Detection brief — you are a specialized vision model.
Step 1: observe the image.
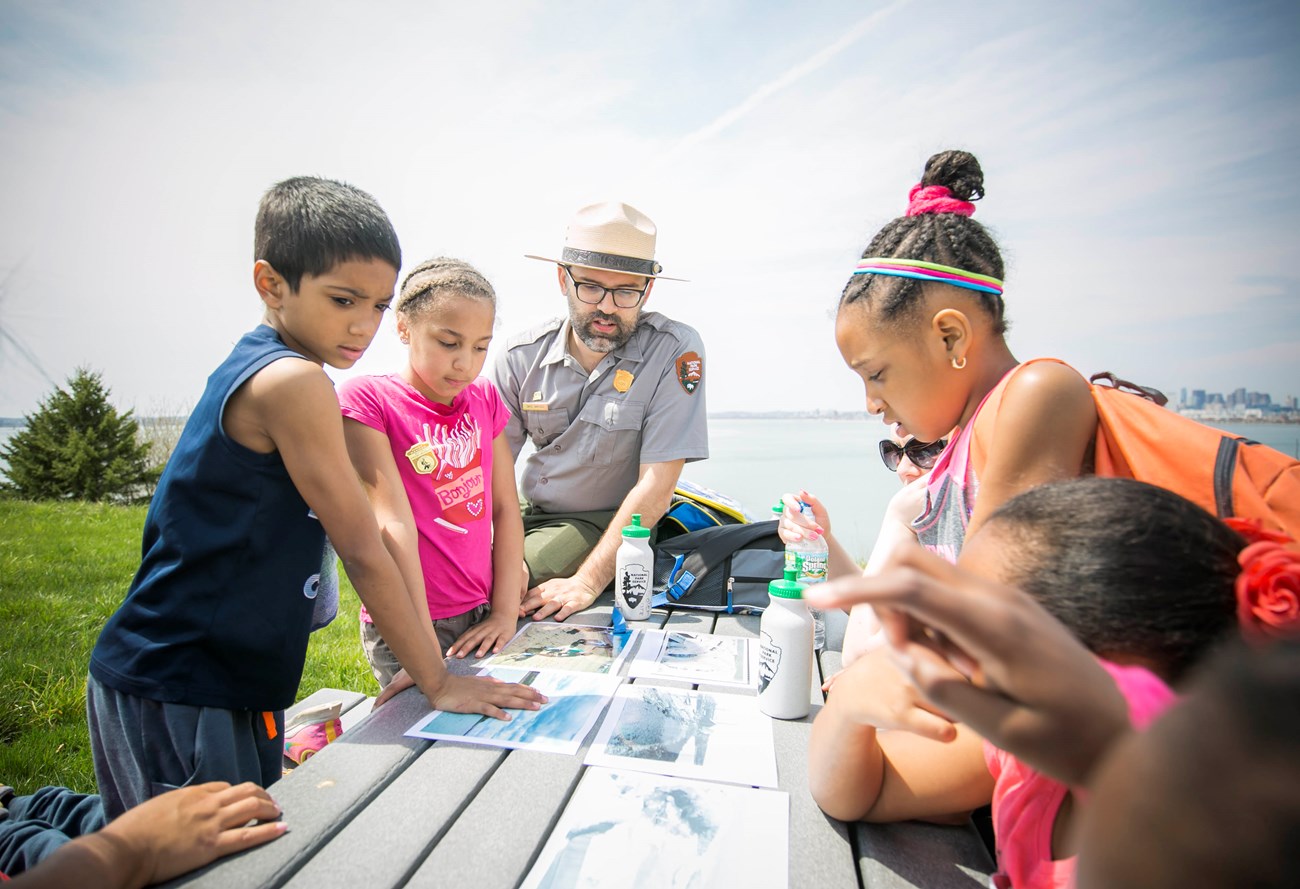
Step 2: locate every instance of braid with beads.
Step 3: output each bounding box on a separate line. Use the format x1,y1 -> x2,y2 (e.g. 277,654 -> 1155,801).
841,150 -> 1007,334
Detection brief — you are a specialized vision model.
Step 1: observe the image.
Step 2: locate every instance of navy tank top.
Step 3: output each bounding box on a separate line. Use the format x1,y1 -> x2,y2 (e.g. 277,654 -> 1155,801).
91,326 -> 328,711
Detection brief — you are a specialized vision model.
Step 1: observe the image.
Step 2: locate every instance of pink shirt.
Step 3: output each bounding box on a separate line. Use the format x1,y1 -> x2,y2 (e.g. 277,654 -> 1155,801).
984,660 -> 1176,889
339,375 -> 507,621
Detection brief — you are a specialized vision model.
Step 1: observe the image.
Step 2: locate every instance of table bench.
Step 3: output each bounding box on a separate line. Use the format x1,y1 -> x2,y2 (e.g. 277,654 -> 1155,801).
169,598 -> 994,888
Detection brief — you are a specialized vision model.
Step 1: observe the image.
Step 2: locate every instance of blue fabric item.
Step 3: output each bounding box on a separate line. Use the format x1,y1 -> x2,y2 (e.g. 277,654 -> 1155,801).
90,325 -> 328,712
0,787 -> 105,877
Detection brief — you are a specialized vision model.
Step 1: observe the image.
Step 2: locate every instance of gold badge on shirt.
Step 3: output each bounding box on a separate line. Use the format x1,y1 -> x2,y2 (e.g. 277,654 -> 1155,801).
613,369 -> 634,393
523,390 -> 549,411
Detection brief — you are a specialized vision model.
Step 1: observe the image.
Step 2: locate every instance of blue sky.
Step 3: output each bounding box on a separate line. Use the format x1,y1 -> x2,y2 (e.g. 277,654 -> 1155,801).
1,0 -> 1297,417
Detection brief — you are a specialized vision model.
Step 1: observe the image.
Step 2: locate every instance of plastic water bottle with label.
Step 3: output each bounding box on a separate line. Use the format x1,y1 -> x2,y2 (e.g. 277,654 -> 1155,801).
757,567 -> 812,719
785,501 -> 828,651
615,514 -> 653,620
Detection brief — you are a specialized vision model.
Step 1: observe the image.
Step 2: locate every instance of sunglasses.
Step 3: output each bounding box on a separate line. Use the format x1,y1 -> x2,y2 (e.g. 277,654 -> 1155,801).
879,438 -> 948,472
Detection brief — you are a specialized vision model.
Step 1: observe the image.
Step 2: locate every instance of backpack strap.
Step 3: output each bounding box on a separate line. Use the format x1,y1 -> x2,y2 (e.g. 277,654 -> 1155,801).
1214,436 -> 1240,518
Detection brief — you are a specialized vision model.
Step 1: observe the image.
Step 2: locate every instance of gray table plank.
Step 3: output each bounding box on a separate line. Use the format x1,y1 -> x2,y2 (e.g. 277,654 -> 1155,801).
854,820 -> 993,888
284,740 -> 507,889
405,748 -> 586,887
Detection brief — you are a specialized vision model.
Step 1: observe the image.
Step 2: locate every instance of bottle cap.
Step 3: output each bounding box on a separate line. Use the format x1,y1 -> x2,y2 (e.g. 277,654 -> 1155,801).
769,566 -> 805,599
622,513 -> 651,539
771,501 -> 783,516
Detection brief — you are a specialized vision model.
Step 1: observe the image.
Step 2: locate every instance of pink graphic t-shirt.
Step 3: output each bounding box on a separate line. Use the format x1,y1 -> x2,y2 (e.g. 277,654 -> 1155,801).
983,659 -> 1177,889
338,375 -> 507,621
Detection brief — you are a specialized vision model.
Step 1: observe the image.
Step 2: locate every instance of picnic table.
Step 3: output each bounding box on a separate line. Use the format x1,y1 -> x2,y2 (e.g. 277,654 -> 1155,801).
168,596 -> 994,888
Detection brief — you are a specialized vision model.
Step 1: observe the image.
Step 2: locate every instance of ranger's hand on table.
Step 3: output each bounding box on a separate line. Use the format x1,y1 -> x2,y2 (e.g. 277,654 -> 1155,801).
522,576 -> 600,622
374,668 -> 547,719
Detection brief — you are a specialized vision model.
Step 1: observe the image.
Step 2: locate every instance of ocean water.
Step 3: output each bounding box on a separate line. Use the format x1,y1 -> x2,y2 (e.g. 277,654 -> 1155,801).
3,419 -> 1297,563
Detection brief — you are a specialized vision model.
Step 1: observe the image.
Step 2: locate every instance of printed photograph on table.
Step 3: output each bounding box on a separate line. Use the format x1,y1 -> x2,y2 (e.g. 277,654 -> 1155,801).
520,767 -> 789,889
585,685 -> 778,788
480,622 -> 638,675
404,668 -> 622,755
628,629 -> 756,687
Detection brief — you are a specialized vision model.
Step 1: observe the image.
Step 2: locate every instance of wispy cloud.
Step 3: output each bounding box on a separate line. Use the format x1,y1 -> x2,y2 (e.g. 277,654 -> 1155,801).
651,0 -> 913,170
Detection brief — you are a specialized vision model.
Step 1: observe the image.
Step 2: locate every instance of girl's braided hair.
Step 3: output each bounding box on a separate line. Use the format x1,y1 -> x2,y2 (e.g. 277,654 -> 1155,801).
396,257 -> 495,318
840,150 -> 1007,334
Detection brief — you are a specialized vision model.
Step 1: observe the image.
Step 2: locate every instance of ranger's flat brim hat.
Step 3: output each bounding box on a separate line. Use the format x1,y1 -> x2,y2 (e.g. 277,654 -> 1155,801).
526,200 -> 687,281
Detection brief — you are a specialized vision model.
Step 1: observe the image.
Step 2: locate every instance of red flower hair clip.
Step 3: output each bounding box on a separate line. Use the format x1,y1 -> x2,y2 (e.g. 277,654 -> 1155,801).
1224,517 -> 1300,642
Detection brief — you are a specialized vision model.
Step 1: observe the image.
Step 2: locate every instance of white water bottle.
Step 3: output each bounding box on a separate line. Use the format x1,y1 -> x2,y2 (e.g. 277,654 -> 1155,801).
785,501 -> 828,651
758,568 -> 813,719
615,513 -> 653,620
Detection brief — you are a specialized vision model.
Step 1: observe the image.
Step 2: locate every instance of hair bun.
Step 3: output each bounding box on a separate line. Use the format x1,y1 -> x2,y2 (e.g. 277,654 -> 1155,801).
920,150 -> 985,202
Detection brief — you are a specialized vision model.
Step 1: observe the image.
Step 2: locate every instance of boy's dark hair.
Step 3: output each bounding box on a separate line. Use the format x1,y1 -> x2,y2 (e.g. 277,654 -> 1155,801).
254,177 -> 401,293
839,150 -> 1007,334
985,477 -> 1243,684
396,257 -> 496,319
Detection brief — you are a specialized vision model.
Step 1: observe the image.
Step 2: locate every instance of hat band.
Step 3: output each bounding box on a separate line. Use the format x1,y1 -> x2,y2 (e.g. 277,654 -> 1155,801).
562,247 -> 661,277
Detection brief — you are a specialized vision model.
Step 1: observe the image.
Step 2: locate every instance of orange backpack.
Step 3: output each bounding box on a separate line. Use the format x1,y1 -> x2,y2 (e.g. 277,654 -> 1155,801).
969,360 -> 1300,539
1089,372 -> 1300,538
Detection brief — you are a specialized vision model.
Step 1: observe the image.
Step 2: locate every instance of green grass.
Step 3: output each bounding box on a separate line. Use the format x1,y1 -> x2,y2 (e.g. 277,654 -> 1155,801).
0,499 -> 377,795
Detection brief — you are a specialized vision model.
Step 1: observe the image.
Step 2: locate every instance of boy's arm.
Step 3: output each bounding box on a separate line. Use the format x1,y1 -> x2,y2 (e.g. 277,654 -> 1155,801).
242,360 -> 543,718
808,648 -> 992,824
9,783 -> 284,889
522,458 -> 684,621
446,434 -> 525,658
342,418 -> 435,640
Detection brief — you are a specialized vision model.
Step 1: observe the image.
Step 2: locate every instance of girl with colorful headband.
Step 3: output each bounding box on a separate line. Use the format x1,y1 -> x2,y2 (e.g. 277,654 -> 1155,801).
817,148 -> 1100,566
807,477 -> 1300,889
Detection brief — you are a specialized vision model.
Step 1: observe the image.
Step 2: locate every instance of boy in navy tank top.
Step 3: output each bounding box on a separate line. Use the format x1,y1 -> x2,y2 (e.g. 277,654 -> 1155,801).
87,177 -> 545,819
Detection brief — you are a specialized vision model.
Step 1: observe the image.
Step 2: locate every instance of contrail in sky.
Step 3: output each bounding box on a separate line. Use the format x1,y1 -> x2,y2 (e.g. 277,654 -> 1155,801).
653,0 -> 914,169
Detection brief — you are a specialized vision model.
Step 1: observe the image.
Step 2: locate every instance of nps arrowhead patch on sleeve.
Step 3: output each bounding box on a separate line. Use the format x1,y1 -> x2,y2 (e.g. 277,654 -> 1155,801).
676,351 -> 703,394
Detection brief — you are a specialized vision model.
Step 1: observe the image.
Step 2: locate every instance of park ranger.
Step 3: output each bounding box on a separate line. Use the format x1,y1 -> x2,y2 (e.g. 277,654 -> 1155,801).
490,201 -> 709,621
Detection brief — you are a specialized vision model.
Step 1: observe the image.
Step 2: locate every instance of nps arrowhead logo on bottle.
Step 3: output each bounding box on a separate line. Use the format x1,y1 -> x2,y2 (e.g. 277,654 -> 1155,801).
620,564 -> 649,610
758,631 -> 782,693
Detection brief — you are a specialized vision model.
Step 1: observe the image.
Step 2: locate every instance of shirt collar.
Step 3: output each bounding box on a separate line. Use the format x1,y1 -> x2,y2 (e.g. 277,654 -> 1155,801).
540,318 -> 647,368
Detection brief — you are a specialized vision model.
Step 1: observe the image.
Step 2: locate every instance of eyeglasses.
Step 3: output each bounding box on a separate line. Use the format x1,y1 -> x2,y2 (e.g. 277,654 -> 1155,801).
879,438 -> 948,472
563,266 -> 648,309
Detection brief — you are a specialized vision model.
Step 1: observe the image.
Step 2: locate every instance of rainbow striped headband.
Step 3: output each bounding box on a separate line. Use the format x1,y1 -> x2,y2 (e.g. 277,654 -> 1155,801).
852,258 -> 1003,296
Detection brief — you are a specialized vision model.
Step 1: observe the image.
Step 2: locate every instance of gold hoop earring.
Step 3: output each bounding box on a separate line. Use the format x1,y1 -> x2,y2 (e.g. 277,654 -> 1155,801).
951,356 -> 967,370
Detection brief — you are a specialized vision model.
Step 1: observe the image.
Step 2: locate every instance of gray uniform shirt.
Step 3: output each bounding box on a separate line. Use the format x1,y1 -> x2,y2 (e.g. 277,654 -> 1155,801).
489,311 -> 709,513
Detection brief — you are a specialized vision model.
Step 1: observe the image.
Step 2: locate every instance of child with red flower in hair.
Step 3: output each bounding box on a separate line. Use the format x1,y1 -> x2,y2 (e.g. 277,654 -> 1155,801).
807,477 -> 1300,889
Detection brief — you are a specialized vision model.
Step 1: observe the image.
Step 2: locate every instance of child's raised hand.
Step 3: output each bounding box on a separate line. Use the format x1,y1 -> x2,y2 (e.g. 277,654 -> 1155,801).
826,647 -> 959,742
446,612 -> 519,659
805,544 -> 1131,786
778,491 -> 828,544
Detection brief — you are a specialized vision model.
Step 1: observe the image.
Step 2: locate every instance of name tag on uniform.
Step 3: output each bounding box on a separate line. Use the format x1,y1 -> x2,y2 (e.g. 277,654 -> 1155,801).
523,391 -> 549,411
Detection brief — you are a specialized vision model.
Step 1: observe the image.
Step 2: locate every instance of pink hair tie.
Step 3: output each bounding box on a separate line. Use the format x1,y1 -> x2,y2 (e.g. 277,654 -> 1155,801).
906,184 -> 976,217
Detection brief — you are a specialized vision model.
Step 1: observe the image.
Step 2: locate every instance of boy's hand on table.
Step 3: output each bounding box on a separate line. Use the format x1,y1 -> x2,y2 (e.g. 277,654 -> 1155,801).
446,612 -> 518,659
373,668 -> 547,720
425,673 -> 547,721
89,782 -> 284,888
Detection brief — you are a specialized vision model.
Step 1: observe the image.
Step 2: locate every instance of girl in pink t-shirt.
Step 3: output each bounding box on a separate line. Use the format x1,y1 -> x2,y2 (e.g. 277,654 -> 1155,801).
808,477 -> 1261,889
339,258 -> 524,687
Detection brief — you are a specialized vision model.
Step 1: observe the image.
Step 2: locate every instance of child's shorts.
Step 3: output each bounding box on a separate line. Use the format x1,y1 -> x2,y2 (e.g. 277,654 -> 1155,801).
360,602 -> 493,687
85,674 -> 283,820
